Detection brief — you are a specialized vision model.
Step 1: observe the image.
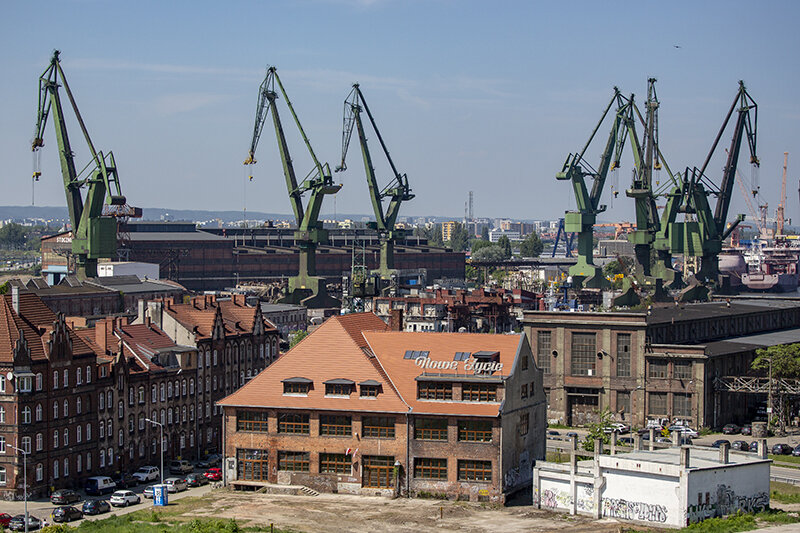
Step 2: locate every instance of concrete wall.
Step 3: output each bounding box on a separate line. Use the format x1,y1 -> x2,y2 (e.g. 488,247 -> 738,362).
600,470 -> 677,527
686,462 -> 770,524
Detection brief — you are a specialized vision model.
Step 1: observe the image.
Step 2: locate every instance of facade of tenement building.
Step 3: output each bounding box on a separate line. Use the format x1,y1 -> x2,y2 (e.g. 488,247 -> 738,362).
219,312 -> 546,503
523,300 -> 800,428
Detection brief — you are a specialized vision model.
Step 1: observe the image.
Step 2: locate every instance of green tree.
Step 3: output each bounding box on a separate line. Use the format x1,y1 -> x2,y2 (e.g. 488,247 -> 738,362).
471,245 -> 506,262
447,222 -> 469,252
497,235 -> 512,260
581,408 -> 615,452
289,330 -> 308,348
520,232 -> 543,257
0,223 -> 27,249
752,344 -> 800,379
603,256 -> 633,277
465,264 -> 484,284
481,225 -> 490,241
470,239 -> 493,254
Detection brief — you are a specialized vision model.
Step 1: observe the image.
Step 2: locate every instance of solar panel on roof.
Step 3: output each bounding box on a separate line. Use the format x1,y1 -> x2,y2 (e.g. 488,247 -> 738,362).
453,351 -> 471,361
404,350 -> 429,360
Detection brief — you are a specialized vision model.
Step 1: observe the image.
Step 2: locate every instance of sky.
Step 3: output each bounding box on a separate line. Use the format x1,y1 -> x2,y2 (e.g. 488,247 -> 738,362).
1,0 -> 799,224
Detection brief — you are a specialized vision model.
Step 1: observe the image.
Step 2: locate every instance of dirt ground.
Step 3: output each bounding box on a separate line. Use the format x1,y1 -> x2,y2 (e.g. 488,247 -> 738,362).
187,490 -> 632,533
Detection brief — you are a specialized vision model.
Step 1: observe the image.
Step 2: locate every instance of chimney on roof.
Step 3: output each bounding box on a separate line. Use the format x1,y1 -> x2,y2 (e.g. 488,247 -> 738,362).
680,446 -> 690,468
147,301 -> 164,329
389,309 -> 404,332
719,442 -> 730,464
11,285 -> 19,314
145,315 -> 151,328
233,294 -> 245,307
96,317 -> 111,350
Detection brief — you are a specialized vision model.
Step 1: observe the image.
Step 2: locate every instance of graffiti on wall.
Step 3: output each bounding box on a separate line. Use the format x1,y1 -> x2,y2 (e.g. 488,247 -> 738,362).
541,488 -> 573,510
687,485 -> 768,523
602,498 -> 668,523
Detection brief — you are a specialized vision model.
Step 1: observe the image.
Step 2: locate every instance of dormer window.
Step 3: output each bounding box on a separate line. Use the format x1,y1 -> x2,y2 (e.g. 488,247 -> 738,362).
324,379 -> 354,397
359,380 -> 381,398
282,377 -> 312,395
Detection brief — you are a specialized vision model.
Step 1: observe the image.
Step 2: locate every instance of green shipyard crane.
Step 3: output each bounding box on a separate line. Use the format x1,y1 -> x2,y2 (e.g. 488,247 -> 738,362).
556,87 -> 631,288
336,83 -> 414,296
676,81 -> 758,299
244,66 -> 342,308
32,50 -> 139,279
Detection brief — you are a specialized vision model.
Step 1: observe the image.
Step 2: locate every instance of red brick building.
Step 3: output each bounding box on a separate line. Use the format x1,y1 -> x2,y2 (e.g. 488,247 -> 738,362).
219,313 -> 546,503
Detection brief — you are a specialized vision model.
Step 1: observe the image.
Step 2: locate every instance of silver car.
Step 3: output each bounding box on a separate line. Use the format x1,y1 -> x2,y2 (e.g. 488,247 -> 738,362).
164,477 -> 188,493
110,490 -> 141,507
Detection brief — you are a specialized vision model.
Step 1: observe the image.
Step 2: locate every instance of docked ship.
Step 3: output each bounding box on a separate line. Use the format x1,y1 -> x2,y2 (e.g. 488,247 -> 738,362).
740,239 -> 800,292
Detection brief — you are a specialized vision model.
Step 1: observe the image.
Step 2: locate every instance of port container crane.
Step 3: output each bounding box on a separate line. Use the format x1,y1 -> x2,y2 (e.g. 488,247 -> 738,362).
32,50 -> 140,278
244,66 -> 341,308
336,83 -> 414,296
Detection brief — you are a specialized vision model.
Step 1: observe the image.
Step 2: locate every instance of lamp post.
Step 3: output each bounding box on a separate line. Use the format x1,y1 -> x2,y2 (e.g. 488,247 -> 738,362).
144,418 -> 164,485
8,444 -> 29,533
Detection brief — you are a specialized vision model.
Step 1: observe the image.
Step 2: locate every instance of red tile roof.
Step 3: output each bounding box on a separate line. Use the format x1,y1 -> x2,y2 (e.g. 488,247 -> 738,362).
163,295 -> 277,340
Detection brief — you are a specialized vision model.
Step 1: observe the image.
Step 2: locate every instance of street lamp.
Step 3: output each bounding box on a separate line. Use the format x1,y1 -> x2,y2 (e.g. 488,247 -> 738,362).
8,444 -> 29,533
144,418 -> 164,485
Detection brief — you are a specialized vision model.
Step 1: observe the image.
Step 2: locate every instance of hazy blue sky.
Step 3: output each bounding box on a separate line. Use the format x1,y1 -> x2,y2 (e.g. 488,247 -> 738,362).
1,0 -> 798,223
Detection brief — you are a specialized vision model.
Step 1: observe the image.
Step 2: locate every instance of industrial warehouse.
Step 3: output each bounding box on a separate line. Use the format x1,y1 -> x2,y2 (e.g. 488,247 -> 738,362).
218,312 -> 546,502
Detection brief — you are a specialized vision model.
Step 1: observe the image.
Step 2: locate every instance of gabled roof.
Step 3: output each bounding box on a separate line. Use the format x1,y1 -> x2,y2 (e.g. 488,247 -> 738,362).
218,313 -> 406,413
163,296 -> 277,340
365,330 -> 523,417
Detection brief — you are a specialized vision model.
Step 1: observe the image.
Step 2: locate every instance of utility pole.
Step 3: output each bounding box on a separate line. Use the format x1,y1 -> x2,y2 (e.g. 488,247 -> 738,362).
767,356 -> 774,433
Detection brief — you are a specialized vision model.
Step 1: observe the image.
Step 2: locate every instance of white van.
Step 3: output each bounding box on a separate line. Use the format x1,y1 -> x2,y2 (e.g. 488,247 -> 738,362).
85,476 -> 117,495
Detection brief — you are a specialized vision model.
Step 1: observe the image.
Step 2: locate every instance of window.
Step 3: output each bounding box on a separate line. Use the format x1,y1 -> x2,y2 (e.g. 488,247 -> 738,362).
77,425 -> 82,443
168,408 -> 173,425
53,430 -> 59,448
674,361 -> 693,380
106,391 -> 112,409
415,418 -> 448,440
63,457 -> 69,477
362,455 -> 394,488
36,433 -> 43,451
212,376 -> 217,391
17,376 -> 32,392
278,451 -> 309,472
0,375 -> 4,393
649,392 -> 668,415
64,369 -> 69,387
53,370 -> 59,389
129,387 -> 134,406
160,383 -> 165,402
35,373 -> 43,391
616,333 -> 631,377
649,360 -> 668,379
360,385 -> 379,397
617,391 -> 631,414
182,379 -> 187,396
77,454 -> 82,473
87,452 -> 92,470
237,449 -> 268,481
138,414 -> 144,431
417,381 -> 452,400
237,410 -> 269,432
108,448 -> 114,466
77,397 -> 82,414
521,353 -> 529,370
128,415 -> 134,433
53,401 -> 59,419
35,404 -> 42,422
519,413 -> 529,436
0,436 -> 4,453
64,428 -> 69,446
571,332 -> 596,376
213,350 -> 217,366
54,460 -> 60,479
36,463 -> 43,482
100,452 -> 105,468
99,392 -> 105,411
521,384 -> 528,399
161,409 -> 166,425
414,458 -> 447,480
458,459 -> 492,482
21,436 -> 31,454
320,415 -> 351,436
189,379 -> 195,395
189,405 -> 195,421
151,384 -> 157,403
22,406 -> 31,424
278,413 -> 309,434
537,331 -> 552,375
86,366 -> 92,383
458,419 -> 493,442
63,399 -> 69,417
118,400 -> 124,419
86,423 -> 92,441
674,393 -> 692,417
362,416 -> 395,438
182,406 -> 187,423
325,383 -> 352,396
99,421 -> 105,439
76,369 -> 82,386
168,382 -> 173,399
320,453 -> 352,474
462,383 -> 497,402
283,382 -> 309,395
205,402 -> 210,418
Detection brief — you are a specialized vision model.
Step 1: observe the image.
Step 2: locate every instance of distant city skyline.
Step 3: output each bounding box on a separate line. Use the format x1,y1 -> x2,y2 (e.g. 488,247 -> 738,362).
1,1 -> 798,223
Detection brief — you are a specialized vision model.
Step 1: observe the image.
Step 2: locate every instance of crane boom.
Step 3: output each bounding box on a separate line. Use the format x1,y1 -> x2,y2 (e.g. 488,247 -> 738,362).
32,50 -> 135,278
243,66 -> 341,308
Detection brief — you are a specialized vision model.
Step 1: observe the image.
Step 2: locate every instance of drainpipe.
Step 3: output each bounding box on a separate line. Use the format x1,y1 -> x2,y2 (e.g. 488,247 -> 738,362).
405,411 -> 410,497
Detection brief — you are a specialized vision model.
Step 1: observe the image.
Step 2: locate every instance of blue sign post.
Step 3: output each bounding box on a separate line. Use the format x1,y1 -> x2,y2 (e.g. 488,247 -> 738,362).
153,484 -> 168,507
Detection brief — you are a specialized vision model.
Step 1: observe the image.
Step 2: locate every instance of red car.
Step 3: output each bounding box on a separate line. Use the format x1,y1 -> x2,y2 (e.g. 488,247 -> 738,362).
0,513 -> 12,527
203,467 -> 222,481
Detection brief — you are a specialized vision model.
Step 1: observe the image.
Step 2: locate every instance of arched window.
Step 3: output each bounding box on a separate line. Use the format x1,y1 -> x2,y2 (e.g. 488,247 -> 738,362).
160,383 -> 165,401
189,404 -> 194,421
118,429 -> 123,447
168,408 -> 173,425
213,349 -> 217,366
86,423 -> 92,441
77,425 -> 82,443
53,370 -> 59,389
138,386 -> 145,404
151,438 -> 157,455
53,460 -> 59,479
63,457 -> 69,477
139,414 -> 144,431
77,368 -> 82,385
205,402 -> 210,418
181,379 -> 187,396
107,418 -> 112,435
22,406 -> 31,424
87,452 -> 92,470
36,463 -> 43,481
99,392 -> 105,410
190,431 -> 195,448
77,397 -> 82,414
53,429 -> 59,448
212,376 -> 217,391
77,454 -> 82,473
240,371 -> 245,386
108,448 -> 114,466
64,369 -> 69,387
118,400 -> 124,419
35,373 -> 43,390
63,399 -> 69,417
206,350 -> 211,368
260,344 -> 264,359
151,384 -> 156,403
168,382 -> 173,399
151,410 -> 157,422
189,379 -> 195,395
100,452 -> 105,468
205,377 -> 210,392
128,415 -> 134,433
179,433 -> 186,450
129,445 -> 134,460
99,421 -> 105,439
63,428 -> 68,447
35,404 -> 42,422
106,391 -> 112,408
53,401 -> 59,419
160,409 -> 165,425
36,433 -> 43,451
21,436 -> 31,454
86,365 -> 92,384
181,406 -> 186,423
128,387 -> 134,406
139,441 -> 145,458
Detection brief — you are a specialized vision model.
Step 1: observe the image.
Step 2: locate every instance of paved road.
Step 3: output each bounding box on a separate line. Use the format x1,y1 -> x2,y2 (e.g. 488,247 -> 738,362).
771,465 -> 800,485
1,482 -> 214,526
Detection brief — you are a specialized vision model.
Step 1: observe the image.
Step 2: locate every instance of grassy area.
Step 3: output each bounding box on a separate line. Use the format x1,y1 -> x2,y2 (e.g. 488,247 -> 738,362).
678,512 -> 756,533
769,454 -> 800,465
771,480 -> 800,503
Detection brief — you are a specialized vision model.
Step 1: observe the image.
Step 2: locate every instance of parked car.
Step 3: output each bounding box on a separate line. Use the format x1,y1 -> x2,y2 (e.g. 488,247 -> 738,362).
132,466 -> 160,483
82,499 -> 111,515
186,473 -> 210,487
731,440 -> 749,451
142,485 -> 157,499
792,444 -> 800,457
197,453 -> 222,469
165,477 -> 188,493
722,424 -> 740,435
0,513 -> 13,528
52,506 -> 83,523
51,489 -> 81,505
112,472 -> 139,489
110,490 -> 141,507
204,467 -> 222,481
84,476 -> 116,495
772,443 -> 794,455
169,460 -> 194,475
740,424 -> 752,436
711,439 -> 731,448
603,423 -> 630,434
750,441 -> 760,452
668,425 -> 699,438
618,437 -> 634,446
566,431 -> 579,439
547,430 -> 560,438
9,514 -> 41,531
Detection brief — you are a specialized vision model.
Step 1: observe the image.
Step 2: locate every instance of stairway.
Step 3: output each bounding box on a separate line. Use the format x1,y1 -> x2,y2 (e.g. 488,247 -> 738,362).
299,486 -> 319,497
